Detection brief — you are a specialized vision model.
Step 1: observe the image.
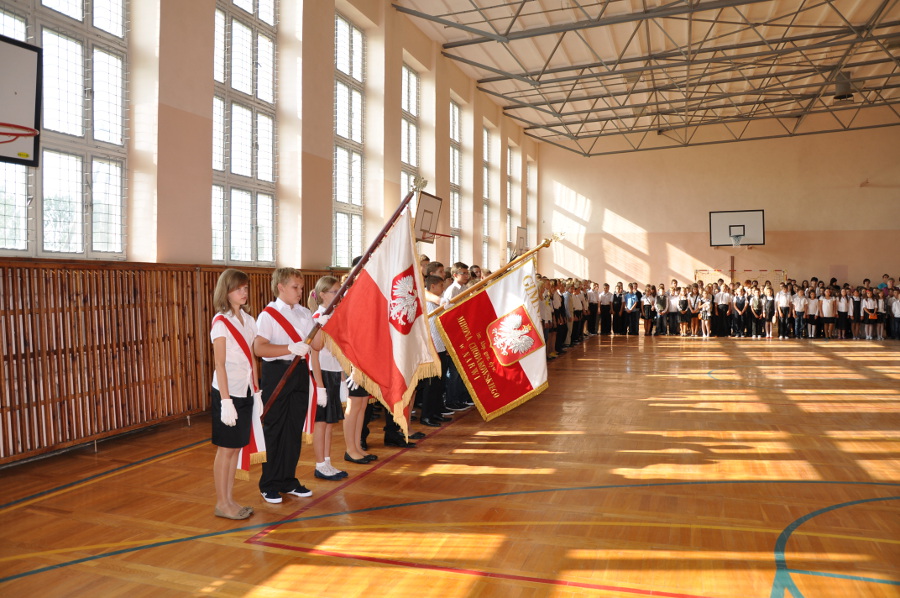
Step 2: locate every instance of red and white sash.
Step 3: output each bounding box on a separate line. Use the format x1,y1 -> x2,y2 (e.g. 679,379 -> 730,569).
263,306 -> 317,442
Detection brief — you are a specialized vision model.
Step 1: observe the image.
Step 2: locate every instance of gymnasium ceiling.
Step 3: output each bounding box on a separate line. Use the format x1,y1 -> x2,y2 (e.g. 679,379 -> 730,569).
393,0 -> 900,155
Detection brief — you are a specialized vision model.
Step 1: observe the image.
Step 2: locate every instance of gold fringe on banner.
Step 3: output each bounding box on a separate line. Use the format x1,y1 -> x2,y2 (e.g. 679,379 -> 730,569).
321,330 -> 440,439
302,433 -> 314,444
249,451 -> 267,465
234,469 -> 250,482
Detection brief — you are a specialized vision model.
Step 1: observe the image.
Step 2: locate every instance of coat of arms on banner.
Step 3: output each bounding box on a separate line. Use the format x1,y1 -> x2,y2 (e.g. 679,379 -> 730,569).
487,305 -> 544,366
388,265 -> 422,334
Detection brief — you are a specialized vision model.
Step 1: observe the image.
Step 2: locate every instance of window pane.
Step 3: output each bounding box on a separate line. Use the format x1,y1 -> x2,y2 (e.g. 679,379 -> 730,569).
91,159 -> 122,253
450,102 -> 460,143
214,10 -> 225,82
43,30 -> 84,137
450,234 -> 459,265
351,89 -> 362,143
257,34 -> 274,103
231,19 -> 253,95
0,9 -> 27,40
212,185 -> 225,260
400,120 -> 408,165
335,81 -> 349,139
408,122 -> 417,167
350,149 -> 362,206
257,113 -> 274,182
0,163 -> 28,250
213,97 -> 225,170
483,164 -> 489,199
233,0 -> 253,15
450,146 -> 460,187
334,211 -> 349,267
42,0 -> 82,21
93,48 -> 124,145
230,103 -> 253,176
42,151 -> 83,253
93,0 -> 124,37
482,240 -> 488,270
335,17 -> 350,76
450,189 -> 459,229
483,203 -> 489,236
351,213 -> 362,259
229,188 -> 252,261
351,28 -> 363,82
401,66 -> 409,114
259,0 -> 275,25
257,193 -> 274,262
334,146 -> 349,204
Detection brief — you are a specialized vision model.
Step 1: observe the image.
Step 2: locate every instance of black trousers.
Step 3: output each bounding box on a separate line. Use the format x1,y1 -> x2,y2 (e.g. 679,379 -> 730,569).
259,359 -> 309,494
587,303 -> 599,334
421,352 -> 449,420
600,305 -> 612,334
716,305 -> 730,336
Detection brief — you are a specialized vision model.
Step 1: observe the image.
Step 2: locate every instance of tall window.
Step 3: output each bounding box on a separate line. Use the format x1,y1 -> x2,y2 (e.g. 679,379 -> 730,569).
334,14 -> 364,268
449,101 -> 461,265
400,64 -> 419,201
212,0 -> 277,264
482,127 -> 491,269
506,145 -> 514,259
0,1 -> 127,258
526,158 -> 537,247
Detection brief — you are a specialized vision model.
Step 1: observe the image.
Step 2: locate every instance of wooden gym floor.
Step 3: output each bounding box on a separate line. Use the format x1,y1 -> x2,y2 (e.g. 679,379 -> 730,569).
1,335 -> 898,597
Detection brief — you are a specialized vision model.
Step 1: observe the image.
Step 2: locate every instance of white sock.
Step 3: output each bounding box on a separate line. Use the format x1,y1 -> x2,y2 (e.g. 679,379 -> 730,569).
316,461 -> 328,472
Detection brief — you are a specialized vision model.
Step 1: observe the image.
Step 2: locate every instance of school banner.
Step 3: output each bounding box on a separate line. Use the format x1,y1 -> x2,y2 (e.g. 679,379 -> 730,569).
437,258 -> 548,421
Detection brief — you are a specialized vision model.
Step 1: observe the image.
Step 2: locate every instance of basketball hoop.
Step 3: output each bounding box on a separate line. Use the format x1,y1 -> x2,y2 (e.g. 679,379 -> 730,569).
731,234 -> 744,247
0,122 -> 39,144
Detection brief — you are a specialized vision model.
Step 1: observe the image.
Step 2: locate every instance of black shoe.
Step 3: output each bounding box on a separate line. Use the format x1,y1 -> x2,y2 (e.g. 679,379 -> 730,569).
344,452 -> 370,465
441,409 -> 454,416
409,431 -> 426,439
384,437 -> 416,448
447,402 -> 468,411
363,454 -> 378,462
420,417 -> 442,427
435,415 -> 452,422
314,468 -> 344,481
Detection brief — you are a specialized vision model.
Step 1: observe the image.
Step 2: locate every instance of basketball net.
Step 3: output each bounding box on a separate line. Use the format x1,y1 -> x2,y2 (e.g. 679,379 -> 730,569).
731,234 -> 744,247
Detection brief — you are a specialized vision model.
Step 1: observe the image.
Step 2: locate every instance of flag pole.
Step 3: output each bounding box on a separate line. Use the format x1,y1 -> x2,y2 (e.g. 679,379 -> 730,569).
427,236 -> 556,320
261,180 -> 426,420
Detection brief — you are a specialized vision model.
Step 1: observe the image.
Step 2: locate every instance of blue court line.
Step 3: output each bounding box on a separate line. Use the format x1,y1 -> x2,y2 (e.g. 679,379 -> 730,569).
769,495 -> 900,598
787,569 -> 900,587
2,479 -> 898,584
0,438 -> 210,511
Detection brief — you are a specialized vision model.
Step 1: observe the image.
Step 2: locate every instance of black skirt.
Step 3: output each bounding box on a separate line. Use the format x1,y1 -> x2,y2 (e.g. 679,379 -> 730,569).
210,388 -> 253,449
316,370 -> 346,424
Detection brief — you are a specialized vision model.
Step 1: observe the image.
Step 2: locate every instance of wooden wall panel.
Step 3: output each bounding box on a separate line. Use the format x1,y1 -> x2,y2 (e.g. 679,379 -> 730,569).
0,260 -> 344,464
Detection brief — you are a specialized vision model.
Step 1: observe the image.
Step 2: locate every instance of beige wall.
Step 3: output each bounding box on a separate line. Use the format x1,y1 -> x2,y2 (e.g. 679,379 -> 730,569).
538,127 -> 900,285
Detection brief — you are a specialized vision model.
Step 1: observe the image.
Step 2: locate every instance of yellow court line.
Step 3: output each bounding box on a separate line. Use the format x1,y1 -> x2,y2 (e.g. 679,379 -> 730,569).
7,519 -> 897,565
0,443 -> 207,513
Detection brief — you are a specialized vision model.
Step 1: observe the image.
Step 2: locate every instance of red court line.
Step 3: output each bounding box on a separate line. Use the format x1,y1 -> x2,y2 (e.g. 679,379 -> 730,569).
249,539 -> 716,598
246,410 -> 471,543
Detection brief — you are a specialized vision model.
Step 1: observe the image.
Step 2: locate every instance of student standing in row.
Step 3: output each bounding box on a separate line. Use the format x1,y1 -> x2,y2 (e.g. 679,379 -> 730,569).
210,269 -> 259,520
254,268 -> 322,504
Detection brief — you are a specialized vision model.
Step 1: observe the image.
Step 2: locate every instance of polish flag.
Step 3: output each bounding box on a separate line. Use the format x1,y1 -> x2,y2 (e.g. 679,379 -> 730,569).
437,258 -> 548,421
320,208 -> 440,435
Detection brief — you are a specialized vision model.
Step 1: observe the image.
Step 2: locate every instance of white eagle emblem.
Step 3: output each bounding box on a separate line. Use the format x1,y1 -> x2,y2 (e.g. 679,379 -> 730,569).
389,274 -> 419,326
491,313 -> 534,356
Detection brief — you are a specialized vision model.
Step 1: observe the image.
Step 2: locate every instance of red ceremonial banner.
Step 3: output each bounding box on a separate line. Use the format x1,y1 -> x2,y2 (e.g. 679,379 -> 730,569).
437,258 -> 548,421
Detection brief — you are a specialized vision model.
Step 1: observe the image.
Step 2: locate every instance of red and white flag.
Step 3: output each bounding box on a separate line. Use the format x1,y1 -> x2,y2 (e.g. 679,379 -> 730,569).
320,208 -> 440,436
437,258 -> 548,421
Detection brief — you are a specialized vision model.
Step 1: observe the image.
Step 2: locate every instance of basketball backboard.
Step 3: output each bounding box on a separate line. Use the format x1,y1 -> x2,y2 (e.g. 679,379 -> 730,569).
709,210 -> 765,246
0,34 -> 42,167
414,191 -> 443,243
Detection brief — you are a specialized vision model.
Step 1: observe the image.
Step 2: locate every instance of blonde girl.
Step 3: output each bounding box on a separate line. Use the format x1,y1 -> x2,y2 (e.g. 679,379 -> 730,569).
210,269 -> 259,520
307,277 -> 349,480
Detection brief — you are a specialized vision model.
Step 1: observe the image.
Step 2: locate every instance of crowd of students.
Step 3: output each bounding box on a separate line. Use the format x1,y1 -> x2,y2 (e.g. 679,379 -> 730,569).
537,273 -> 900,356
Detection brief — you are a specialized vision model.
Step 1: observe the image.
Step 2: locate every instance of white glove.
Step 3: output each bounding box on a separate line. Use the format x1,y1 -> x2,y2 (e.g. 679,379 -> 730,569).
339,380 -> 349,403
313,306 -> 331,326
315,386 -> 327,407
345,371 -> 360,391
253,391 -> 263,411
288,341 -> 310,357
220,398 -> 237,426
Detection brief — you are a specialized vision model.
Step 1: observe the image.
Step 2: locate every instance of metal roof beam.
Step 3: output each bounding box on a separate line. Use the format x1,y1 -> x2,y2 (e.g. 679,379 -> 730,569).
439,0 -> 772,48
476,21 -> 900,84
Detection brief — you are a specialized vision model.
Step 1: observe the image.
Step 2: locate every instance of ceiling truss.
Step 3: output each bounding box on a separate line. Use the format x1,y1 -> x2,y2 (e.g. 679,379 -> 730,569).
394,0 -> 900,156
